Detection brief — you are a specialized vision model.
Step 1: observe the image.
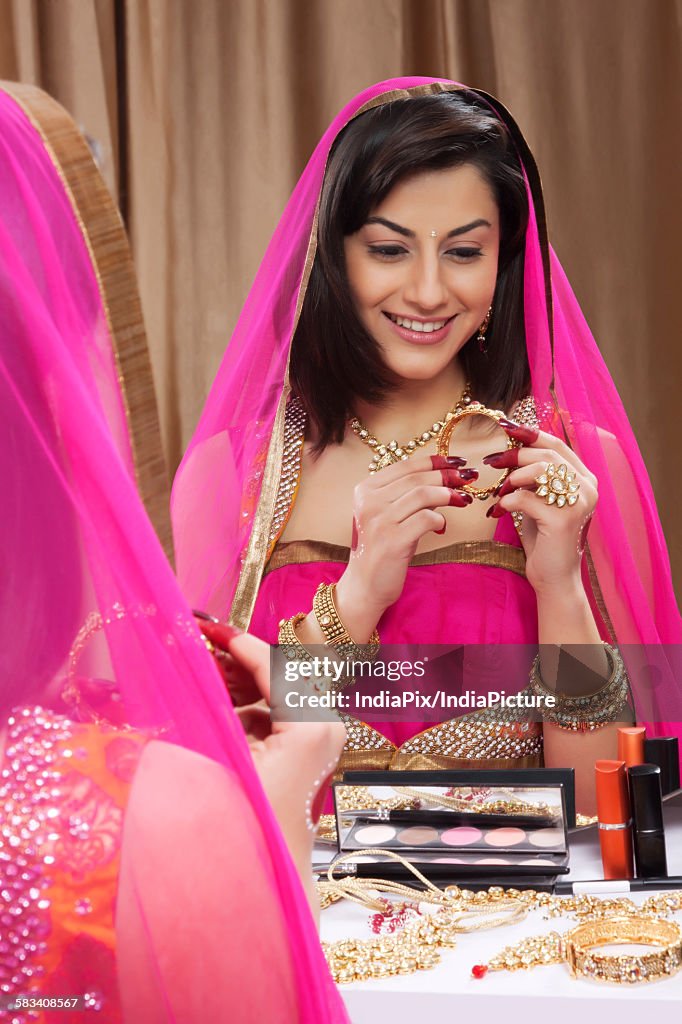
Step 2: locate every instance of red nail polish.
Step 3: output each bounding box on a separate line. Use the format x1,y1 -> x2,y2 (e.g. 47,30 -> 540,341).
486,503 -> 506,518
449,490 -> 473,507
494,476 -> 515,498
499,419 -> 539,444
431,455 -> 467,469
441,468 -> 478,487
483,449 -> 520,469
351,517 -> 358,551
435,522 -> 447,535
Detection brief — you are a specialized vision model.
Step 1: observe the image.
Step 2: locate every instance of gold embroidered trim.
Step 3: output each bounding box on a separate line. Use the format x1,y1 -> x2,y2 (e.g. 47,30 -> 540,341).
264,538 -> 527,577
266,396 -> 306,559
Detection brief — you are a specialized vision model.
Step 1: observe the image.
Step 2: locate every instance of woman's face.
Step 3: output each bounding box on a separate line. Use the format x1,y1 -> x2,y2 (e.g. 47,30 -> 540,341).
344,163 -> 500,382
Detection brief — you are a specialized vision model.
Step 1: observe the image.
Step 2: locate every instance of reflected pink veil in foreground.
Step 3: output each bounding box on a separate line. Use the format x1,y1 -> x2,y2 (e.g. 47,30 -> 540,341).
0,86 -> 348,1022
172,77 -> 681,730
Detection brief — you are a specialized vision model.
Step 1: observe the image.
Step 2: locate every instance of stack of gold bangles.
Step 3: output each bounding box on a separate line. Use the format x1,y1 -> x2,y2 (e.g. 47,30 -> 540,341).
278,582 -> 380,688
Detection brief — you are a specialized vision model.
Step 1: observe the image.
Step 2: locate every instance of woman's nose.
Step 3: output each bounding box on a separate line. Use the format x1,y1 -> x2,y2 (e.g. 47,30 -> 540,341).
402,255 -> 449,311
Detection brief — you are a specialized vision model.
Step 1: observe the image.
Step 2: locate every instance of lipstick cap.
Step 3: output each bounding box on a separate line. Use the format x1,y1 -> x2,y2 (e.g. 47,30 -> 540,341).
618,726 -> 646,768
595,759 -> 630,825
643,737 -> 680,795
628,764 -> 664,832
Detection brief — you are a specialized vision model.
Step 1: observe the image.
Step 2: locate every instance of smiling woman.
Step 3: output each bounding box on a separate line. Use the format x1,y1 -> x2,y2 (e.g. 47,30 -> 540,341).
172,79 -> 682,816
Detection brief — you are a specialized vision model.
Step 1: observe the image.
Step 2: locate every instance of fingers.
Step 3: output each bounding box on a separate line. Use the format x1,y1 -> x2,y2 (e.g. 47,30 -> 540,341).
391,484 -> 473,524
366,451 -> 468,489
221,630 -> 273,705
497,420 -> 596,485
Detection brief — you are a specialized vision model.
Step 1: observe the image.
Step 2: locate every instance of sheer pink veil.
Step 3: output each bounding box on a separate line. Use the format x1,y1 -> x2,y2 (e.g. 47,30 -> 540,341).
172,77 -> 681,731
0,87 -> 348,1021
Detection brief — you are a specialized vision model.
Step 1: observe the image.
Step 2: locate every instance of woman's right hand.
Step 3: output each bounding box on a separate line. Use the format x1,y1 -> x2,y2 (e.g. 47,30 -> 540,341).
336,453 -> 475,627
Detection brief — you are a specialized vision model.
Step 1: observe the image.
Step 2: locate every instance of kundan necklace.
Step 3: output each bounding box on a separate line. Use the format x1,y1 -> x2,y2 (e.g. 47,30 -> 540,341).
350,382 -> 472,473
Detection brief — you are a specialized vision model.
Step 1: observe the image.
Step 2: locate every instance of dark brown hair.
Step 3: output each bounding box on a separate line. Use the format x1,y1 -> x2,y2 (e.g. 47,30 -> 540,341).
290,90 -> 531,450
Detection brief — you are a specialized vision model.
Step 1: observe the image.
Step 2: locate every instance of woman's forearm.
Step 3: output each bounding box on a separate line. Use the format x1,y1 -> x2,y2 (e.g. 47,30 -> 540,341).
535,578 -> 631,814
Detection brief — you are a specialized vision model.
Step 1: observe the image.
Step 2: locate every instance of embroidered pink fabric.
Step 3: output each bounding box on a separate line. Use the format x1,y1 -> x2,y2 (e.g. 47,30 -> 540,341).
0,88 -> 348,1023
172,77 -> 682,736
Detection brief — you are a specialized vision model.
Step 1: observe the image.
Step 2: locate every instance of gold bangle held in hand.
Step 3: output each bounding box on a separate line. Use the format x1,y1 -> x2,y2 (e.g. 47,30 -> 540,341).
436,402 -> 521,501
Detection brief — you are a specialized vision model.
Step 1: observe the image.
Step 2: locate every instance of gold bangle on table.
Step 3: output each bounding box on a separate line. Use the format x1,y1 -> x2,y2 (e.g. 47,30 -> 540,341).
528,642 -> 630,732
436,401 -> 522,501
535,462 -> 580,509
312,582 -> 380,660
476,915 -> 682,984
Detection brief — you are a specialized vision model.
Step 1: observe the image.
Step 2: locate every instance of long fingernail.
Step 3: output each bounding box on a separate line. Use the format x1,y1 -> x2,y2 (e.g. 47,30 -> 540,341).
483,449 -> 520,468
486,502 -> 506,518
220,622 -> 244,640
434,521 -> 447,535
431,455 -> 467,469
449,490 -> 473,507
499,419 -> 539,444
351,517 -> 358,551
441,468 -> 478,486
493,476 -> 515,498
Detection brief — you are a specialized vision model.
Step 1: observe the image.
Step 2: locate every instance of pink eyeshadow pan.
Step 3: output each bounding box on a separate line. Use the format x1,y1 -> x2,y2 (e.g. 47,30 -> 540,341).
474,858 -> 510,865
441,826 -> 483,847
396,826 -> 439,845
484,827 -> 526,848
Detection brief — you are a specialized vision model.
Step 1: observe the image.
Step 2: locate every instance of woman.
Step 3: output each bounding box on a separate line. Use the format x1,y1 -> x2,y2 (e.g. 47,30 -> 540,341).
173,78 -> 682,814
0,84 -> 347,1022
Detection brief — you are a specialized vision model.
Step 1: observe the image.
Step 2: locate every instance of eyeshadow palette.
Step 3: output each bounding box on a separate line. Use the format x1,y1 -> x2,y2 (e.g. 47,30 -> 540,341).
333,775 -> 570,881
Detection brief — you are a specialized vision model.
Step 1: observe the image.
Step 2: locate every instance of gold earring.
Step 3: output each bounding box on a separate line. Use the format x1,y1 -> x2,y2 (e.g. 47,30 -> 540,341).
477,306 -> 493,354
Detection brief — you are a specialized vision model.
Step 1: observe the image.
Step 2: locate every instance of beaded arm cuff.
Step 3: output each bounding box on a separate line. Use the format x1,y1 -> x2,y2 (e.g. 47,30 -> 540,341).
528,643 -> 630,731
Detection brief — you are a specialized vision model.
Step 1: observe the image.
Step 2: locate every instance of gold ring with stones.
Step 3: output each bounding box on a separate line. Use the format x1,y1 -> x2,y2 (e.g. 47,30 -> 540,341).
535,463 -> 580,508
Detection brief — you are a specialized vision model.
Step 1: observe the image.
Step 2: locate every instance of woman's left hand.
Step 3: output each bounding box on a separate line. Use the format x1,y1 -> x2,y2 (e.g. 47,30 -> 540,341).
483,420 -> 598,595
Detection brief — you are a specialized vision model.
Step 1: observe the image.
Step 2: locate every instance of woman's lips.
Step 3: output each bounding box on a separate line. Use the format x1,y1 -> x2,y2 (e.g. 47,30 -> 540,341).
383,311 -> 456,345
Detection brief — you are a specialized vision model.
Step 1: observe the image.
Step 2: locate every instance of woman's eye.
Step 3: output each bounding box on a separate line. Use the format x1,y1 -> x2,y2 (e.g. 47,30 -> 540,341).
368,246 -> 407,259
447,248 -> 483,261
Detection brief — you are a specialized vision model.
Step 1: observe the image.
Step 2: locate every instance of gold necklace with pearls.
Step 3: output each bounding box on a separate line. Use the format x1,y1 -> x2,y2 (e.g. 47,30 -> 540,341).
350,382 -> 472,473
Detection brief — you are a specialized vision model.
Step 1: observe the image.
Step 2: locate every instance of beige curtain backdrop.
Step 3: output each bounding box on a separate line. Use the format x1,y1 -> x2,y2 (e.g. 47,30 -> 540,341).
2,0 -> 681,598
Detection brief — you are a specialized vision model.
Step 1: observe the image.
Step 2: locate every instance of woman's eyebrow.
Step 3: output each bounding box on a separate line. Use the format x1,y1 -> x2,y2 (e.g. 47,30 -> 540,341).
365,216 -> 492,238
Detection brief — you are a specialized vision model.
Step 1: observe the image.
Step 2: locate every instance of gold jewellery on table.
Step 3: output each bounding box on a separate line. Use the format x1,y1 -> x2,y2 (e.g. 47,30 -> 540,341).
320,850 -> 528,984
477,915 -> 682,984
436,401 -> 522,501
350,383 -> 472,474
319,850 -> 682,985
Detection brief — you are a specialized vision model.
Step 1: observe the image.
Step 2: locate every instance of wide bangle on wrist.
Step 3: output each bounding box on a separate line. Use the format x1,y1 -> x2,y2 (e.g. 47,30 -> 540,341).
528,642 -> 630,732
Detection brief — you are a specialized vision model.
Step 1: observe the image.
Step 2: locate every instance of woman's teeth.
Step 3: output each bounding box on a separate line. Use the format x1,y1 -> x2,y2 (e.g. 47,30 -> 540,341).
387,313 -> 449,333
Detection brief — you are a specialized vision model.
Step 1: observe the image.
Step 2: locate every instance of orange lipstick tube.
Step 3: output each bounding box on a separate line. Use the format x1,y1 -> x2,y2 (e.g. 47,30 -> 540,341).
595,759 -> 634,880
618,726 -> 646,768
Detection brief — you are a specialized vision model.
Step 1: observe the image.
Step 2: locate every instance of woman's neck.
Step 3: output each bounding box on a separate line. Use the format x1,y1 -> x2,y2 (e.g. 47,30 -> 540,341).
353,362 -> 467,443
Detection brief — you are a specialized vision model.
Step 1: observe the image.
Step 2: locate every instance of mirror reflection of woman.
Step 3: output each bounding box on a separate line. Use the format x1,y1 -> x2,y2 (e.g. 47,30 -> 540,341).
173,79 -> 682,816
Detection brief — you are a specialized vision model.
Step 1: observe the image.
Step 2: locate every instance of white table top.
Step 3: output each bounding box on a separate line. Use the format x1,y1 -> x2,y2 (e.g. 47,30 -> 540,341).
318,808 -> 682,1021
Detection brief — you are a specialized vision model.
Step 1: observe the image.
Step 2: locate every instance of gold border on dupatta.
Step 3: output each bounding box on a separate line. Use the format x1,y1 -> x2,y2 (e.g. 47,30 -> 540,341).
0,81 -> 173,562
229,82 -> 464,627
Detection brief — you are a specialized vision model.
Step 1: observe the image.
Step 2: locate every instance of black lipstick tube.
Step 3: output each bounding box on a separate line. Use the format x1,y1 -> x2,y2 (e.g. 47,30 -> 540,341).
628,763 -> 668,878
